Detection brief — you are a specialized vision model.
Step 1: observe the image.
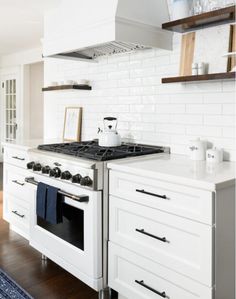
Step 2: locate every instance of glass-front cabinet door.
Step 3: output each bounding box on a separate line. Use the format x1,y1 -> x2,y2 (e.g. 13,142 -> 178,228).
0,71 -> 20,160
4,79 -> 17,142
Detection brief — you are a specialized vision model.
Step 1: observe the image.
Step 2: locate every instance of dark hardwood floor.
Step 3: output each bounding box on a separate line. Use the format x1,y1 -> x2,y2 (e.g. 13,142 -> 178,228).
0,192 -> 98,299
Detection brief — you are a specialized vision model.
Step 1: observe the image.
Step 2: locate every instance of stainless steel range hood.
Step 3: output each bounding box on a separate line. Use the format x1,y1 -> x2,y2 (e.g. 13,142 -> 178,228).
43,0 -> 172,62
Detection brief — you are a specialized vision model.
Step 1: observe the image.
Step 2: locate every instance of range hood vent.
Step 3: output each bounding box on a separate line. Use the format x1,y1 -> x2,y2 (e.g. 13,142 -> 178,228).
43,0 -> 172,62
54,42 -> 150,61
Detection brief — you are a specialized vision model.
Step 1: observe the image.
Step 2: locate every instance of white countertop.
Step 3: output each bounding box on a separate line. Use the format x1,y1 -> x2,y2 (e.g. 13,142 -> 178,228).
1,138 -> 63,150
108,154 -> 235,191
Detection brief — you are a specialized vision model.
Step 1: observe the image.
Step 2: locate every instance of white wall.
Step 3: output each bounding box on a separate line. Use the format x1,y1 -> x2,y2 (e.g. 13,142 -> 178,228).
29,62 -> 44,139
43,28 -> 236,161
0,47 -> 42,68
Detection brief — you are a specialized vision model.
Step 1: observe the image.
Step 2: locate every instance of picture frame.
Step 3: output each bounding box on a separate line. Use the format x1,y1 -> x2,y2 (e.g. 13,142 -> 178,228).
63,107 -> 82,142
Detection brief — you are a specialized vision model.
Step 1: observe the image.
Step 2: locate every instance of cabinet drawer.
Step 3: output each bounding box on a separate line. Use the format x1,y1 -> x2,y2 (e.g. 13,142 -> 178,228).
4,164 -> 31,202
5,193 -> 29,238
109,170 -> 214,225
109,243 -> 213,299
110,196 -> 213,286
4,147 -> 29,168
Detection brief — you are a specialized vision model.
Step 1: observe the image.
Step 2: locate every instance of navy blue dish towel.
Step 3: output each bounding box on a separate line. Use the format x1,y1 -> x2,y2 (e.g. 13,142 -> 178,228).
36,182 -> 48,219
46,186 -> 63,225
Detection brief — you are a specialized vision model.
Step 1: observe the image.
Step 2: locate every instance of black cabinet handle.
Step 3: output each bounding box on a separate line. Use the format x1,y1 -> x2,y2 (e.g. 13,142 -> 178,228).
12,210 -> 25,218
136,228 -> 167,243
135,280 -> 166,298
12,156 -> 25,161
136,189 -> 168,200
12,180 -> 25,186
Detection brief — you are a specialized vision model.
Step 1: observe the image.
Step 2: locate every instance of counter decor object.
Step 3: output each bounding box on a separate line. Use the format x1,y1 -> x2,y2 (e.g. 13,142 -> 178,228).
98,117 -> 121,147
77,79 -> 90,85
189,138 -> 207,161
63,107 -> 82,142
198,62 -> 208,74
192,62 -> 198,75
206,147 -> 223,163
172,0 -> 191,20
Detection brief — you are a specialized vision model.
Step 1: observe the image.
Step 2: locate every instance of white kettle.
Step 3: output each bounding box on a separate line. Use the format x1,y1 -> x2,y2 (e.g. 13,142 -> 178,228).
98,117 -> 121,147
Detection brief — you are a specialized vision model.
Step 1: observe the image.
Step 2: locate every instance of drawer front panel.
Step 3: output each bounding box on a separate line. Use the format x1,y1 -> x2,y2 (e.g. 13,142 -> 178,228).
4,164 -> 31,202
110,171 -> 213,224
4,147 -> 29,168
5,193 -> 30,235
110,196 -> 213,286
109,243 -> 213,299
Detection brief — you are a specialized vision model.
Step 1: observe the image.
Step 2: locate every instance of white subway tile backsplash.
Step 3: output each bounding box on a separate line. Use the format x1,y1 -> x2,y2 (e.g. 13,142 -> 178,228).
186,104 -> 222,114
204,115 -> 235,126
170,114 -> 203,125
204,92 -> 235,103
44,32 -> 236,161
130,104 -> 155,113
186,126 -> 222,137
156,104 -> 185,114
222,127 -> 235,138
222,104 -> 235,115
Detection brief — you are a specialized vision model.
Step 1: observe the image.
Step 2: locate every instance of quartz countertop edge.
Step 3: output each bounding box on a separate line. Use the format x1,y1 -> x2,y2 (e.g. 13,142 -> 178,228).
107,154 -> 236,191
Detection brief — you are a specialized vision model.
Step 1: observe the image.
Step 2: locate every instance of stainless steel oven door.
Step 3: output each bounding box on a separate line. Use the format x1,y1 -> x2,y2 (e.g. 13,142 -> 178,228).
26,173 -> 103,291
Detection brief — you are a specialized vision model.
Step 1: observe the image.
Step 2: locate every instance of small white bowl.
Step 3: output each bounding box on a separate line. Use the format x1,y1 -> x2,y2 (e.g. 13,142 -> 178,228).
65,80 -> 74,85
77,79 -> 90,85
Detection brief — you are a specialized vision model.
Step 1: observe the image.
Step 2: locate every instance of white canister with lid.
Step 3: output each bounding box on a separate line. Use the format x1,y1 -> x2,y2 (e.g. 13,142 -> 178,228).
206,147 -> 223,163
189,138 -> 207,161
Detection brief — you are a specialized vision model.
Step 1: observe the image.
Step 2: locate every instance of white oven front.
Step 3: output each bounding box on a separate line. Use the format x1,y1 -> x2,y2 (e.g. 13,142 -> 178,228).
26,173 -> 103,291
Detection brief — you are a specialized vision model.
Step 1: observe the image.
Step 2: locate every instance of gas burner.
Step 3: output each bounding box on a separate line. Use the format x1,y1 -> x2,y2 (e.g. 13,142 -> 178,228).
37,140 -> 167,161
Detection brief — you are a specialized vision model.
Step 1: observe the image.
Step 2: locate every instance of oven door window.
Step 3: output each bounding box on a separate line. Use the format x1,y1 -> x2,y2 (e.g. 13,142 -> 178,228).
37,203 -> 84,250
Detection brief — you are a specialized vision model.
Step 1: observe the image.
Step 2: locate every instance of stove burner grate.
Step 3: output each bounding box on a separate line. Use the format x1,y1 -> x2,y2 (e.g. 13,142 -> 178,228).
37,140 -> 165,161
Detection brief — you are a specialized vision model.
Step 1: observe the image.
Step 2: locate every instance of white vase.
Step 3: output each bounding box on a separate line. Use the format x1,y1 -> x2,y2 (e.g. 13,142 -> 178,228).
172,0 -> 191,20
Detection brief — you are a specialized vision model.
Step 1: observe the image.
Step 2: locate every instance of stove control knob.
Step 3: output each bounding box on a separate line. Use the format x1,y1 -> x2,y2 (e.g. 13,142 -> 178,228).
72,174 -> 82,184
61,171 -> 72,180
49,167 -> 61,178
42,165 -> 51,174
27,161 -> 35,169
33,163 -> 42,172
80,176 -> 93,187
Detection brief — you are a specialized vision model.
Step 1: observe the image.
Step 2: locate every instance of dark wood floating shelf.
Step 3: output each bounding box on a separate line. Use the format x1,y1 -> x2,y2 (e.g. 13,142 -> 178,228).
42,84 -> 92,91
162,5 -> 235,33
162,72 -> 235,83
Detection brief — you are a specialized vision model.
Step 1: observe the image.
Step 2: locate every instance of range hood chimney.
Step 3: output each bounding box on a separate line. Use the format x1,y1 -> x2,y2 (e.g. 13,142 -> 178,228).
43,0 -> 172,62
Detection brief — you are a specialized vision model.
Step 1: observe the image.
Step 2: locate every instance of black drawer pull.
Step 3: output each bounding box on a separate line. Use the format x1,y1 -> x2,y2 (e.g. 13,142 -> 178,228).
12,180 -> 25,186
12,156 -> 25,161
135,280 -> 166,298
136,189 -> 168,200
136,228 -> 167,243
12,210 -> 25,218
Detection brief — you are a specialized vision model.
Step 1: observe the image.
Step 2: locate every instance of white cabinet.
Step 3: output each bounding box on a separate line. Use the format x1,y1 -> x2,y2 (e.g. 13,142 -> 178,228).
108,169 -> 235,299
3,144 -> 31,239
109,243 -> 213,299
109,195 -> 213,286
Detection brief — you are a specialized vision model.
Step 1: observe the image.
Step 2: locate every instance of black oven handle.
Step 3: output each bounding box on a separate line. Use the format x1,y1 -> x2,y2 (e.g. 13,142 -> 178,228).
25,177 -> 89,203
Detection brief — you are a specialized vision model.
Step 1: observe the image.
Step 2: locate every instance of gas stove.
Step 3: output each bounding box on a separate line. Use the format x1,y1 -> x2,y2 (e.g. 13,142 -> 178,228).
25,140 -> 170,296
37,140 -> 166,161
